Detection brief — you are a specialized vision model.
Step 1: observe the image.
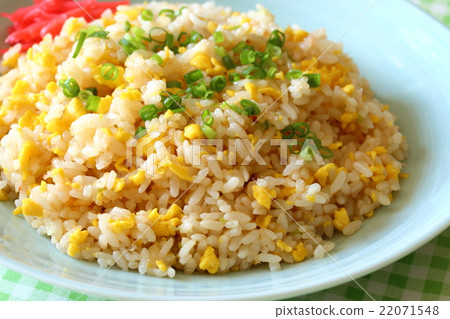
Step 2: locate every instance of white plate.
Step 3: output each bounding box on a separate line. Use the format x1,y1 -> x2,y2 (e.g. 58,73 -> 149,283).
0,0 -> 449,300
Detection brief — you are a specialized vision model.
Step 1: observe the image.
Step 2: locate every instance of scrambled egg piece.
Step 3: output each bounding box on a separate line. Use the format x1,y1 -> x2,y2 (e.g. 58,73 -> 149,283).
156,260 -> 168,272
199,246 -> 220,274
183,123 -> 204,139
252,185 -> 276,210
168,162 -> 193,182
333,207 -> 350,232
148,205 -> 183,237
110,215 -> 135,233
191,53 -> 212,70
18,198 -> 44,217
276,239 -> 292,252
255,215 -> 272,228
314,163 -> 336,186
129,169 -> 146,186
292,242 -> 308,262
67,228 -> 89,257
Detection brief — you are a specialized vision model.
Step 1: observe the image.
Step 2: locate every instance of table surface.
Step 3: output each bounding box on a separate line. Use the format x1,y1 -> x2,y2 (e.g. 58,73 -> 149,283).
0,0 -> 449,301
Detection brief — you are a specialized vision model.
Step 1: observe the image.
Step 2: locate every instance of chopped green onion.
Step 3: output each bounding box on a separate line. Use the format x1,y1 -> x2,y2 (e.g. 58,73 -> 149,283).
119,38 -> 138,55
141,9 -> 154,21
152,44 -> 164,52
286,69 -> 304,80
222,55 -> 235,70
226,102 -> 243,114
163,94 -> 182,110
292,121 -> 310,138
201,124 -> 217,139
165,33 -> 175,48
86,95 -> 100,112
304,73 -> 321,88
72,31 -> 87,58
202,109 -> 214,126
131,26 -> 148,40
242,65 -> 265,79
124,21 -> 131,32
266,44 -> 282,57
192,82 -> 208,98
139,104 -> 159,121
58,78 -> 80,98
210,75 -> 226,92
240,49 -> 256,65
190,31 -> 203,44
281,125 -> 294,139
213,31 -> 224,43
85,87 -> 98,96
135,126 -> 147,139
167,81 -> 182,88
300,145 -> 314,161
78,89 -> 94,102
89,30 -> 109,38
177,6 -> 187,16
184,69 -> 203,84
151,54 -> 163,66
268,30 -> 286,48
257,120 -> 270,131
228,72 -> 241,82
240,99 -> 260,115
266,66 -> 277,79
232,41 -> 247,53
100,63 -> 119,81
288,142 -> 302,154
319,146 -> 333,159
215,46 -> 227,57
159,9 -> 175,18
149,27 -> 169,43
177,31 -> 190,46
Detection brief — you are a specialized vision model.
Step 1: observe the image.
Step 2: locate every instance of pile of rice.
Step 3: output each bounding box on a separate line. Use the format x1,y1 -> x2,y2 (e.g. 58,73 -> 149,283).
0,1 -> 408,277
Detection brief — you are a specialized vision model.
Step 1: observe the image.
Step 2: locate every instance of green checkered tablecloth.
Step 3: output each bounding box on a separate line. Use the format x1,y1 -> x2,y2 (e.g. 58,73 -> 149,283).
0,0 -> 449,301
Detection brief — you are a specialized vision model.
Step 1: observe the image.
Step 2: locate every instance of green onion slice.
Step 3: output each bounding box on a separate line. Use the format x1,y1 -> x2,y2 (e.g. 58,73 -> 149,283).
184,69 -> 203,84
124,21 -> 131,32
222,55 -> 235,70
86,95 -> 100,112
151,54 -> 163,66
232,41 -> 247,53
266,66 -> 277,79
139,104 -> 159,121
240,49 -> 256,65
202,109 -> 214,126
167,81 -> 182,88
286,69 -> 304,80
119,38 -> 138,55
213,31 -> 224,43
100,63 -> 119,81
141,9 -> 154,21
240,99 -> 260,116
190,31 -> 203,44
78,89 -> 94,102
72,31 -> 87,58
149,27 -> 169,43
319,146 -> 333,159
214,46 -> 227,57
177,31 -> 190,46
159,9 -> 176,18
268,30 -> 286,48
210,75 -> 226,92
304,73 -> 321,88
58,78 -> 80,98
135,126 -> 147,139
228,72 -> 241,82
201,124 -> 217,139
